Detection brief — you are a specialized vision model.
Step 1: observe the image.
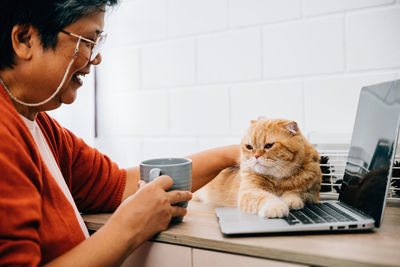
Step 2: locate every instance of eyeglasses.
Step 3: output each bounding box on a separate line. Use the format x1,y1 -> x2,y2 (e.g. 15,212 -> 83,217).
60,30 -> 107,61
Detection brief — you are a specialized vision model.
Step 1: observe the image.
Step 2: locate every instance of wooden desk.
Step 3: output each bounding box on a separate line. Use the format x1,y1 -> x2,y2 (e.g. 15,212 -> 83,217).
83,201 -> 400,267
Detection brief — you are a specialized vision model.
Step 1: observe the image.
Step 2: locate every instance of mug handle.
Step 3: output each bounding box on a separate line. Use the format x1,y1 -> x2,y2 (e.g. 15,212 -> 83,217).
149,168 -> 161,181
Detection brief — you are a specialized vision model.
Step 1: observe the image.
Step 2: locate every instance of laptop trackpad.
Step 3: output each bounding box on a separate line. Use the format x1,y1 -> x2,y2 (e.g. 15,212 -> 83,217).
215,207 -> 289,233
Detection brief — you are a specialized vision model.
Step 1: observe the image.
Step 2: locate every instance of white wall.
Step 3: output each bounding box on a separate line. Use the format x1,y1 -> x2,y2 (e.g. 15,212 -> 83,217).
53,0 -> 400,168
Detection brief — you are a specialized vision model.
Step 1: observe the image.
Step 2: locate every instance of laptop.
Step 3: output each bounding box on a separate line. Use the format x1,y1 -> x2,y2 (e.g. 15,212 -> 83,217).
216,79 -> 400,235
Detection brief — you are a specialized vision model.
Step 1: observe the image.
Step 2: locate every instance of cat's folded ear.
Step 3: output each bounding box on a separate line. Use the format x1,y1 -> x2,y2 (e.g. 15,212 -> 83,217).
251,116 -> 267,124
282,121 -> 298,135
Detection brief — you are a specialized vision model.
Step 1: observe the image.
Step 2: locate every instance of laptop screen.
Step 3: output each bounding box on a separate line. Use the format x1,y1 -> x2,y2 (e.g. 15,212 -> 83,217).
339,80 -> 400,227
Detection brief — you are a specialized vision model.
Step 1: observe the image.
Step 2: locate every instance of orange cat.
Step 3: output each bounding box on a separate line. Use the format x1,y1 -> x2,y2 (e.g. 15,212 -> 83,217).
196,118 -> 322,218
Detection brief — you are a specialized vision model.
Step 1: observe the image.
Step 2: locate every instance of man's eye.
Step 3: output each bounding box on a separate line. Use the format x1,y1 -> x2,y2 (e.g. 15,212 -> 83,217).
245,144 -> 253,150
83,41 -> 93,47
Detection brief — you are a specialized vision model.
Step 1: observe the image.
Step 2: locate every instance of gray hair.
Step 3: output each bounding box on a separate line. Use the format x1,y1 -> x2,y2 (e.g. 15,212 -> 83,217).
0,0 -> 119,70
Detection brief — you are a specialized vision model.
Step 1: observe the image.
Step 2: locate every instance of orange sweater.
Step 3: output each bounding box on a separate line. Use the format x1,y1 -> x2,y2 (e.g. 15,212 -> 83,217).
0,84 -> 126,266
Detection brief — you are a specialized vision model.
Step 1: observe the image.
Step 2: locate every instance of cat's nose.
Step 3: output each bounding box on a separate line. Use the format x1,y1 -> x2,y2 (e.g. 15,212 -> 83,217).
255,155 -> 260,159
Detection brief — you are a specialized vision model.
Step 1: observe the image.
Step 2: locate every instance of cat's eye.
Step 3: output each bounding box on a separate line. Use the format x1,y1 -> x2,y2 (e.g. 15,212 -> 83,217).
245,144 -> 253,150
264,143 -> 274,149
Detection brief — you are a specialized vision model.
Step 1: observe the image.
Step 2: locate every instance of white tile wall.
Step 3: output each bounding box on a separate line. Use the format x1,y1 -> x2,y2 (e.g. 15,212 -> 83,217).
94,137 -> 142,168
141,137 -> 197,160
347,7 -> 400,71
97,44 -> 140,92
198,28 -> 262,83
302,0 -> 395,16
169,86 -> 230,136
229,0 -> 301,27
230,81 -> 304,135
98,91 -> 169,137
53,1 -> 400,167
167,0 -> 227,37
262,15 -> 344,78
105,0 -> 167,45
197,137 -> 242,151
142,38 -> 196,88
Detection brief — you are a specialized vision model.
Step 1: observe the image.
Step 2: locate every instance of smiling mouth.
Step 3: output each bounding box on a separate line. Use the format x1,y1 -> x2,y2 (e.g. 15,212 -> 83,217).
72,72 -> 88,86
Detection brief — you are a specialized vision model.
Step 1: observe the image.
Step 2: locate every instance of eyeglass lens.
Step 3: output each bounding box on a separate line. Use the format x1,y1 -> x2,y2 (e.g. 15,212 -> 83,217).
90,32 -> 107,61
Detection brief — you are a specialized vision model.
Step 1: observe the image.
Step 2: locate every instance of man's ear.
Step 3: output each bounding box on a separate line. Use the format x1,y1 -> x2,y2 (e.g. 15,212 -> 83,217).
11,25 -> 36,60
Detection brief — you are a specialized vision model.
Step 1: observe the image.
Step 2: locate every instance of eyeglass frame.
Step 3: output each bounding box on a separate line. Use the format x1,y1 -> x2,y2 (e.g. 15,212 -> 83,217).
60,29 -> 107,61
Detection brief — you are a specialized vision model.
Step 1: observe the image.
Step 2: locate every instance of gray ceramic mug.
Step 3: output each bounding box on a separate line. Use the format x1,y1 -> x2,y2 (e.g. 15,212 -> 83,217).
140,158 -> 192,224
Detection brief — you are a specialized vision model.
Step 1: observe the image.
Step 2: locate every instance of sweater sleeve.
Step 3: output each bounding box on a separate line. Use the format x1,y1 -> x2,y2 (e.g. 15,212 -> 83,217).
0,131 -> 42,267
37,113 -> 126,213
69,135 -> 127,213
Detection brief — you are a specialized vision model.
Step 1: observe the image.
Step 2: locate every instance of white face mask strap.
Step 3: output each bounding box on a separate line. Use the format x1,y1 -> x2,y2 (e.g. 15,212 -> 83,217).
73,38 -> 80,58
0,38 -> 81,107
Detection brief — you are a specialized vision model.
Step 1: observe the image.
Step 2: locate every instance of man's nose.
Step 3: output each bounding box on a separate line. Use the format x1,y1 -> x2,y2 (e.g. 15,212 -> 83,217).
90,52 -> 102,65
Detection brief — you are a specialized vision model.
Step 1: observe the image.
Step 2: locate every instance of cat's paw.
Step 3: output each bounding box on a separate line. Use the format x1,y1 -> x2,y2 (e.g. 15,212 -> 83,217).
281,194 -> 304,210
258,198 -> 289,218
239,198 -> 259,214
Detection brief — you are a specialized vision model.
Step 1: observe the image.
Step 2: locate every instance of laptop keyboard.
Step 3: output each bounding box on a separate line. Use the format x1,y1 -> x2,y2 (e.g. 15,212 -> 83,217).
283,202 -> 357,225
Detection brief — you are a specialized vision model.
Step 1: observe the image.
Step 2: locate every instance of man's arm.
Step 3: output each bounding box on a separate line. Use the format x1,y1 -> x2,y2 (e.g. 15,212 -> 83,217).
121,145 -> 240,201
187,145 -> 240,192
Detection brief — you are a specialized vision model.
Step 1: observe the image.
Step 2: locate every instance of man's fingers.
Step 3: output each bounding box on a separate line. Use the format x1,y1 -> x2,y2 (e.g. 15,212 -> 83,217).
151,175 -> 174,190
171,206 -> 187,218
138,180 -> 147,189
168,190 -> 192,205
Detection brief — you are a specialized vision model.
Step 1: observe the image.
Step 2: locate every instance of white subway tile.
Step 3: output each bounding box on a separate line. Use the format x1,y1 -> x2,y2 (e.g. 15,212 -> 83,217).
304,72 -> 398,143
262,16 -> 344,78
105,0 -> 167,45
94,137 -> 142,168
230,81 -> 304,135
94,1 -> 400,155
307,133 -> 352,144
142,39 -> 196,88
97,45 -> 140,92
197,137 -> 242,152
168,0 -> 227,36
198,29 -> 262,83
303,0 -> 395,16
347,7 -> 400,71
169,86 -> 230,136
97,90 -> 116,138
141,138 -> 197,160
229,0 -> 301,27
98,91 -> 169,136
